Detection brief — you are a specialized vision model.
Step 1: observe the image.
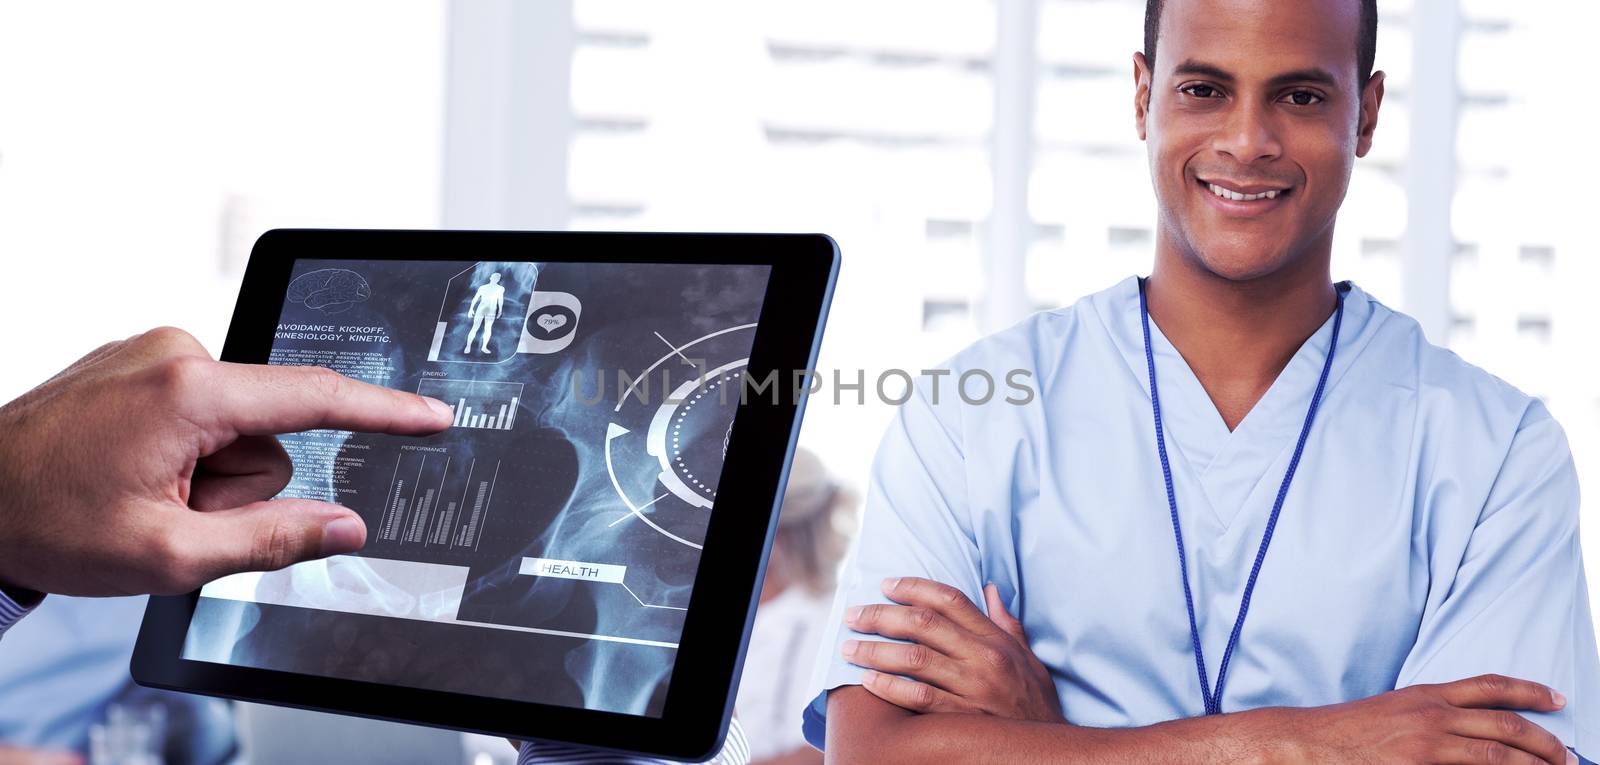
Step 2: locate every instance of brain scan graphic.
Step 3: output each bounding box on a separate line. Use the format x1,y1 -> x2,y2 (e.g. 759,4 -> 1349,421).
287,268 -> 373,314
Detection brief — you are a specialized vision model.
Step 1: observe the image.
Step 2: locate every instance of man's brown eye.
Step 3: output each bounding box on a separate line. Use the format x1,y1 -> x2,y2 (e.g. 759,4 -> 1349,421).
1184,85 -> 1217,98
1287,91 -> 1322,105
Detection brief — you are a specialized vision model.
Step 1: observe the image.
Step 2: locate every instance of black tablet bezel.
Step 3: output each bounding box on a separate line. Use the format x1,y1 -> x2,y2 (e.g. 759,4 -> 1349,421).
132,229 -> 839,761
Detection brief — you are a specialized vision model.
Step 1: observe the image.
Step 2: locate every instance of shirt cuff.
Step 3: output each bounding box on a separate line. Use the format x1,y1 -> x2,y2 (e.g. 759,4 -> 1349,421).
517,717 -> 749,765
0,586 -> 40,641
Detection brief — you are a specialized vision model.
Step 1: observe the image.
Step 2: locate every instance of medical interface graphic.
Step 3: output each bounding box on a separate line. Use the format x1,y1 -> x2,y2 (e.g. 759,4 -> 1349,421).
182,258 -> 771,717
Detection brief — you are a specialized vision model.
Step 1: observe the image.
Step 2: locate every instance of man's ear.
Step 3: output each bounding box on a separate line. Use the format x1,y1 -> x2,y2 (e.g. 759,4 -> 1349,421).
1355,70 -> 1386,158
1133,52 -> 1153,141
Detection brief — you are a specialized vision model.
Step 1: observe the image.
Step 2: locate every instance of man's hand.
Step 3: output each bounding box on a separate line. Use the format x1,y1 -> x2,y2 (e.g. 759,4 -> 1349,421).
0,327 -> 454,597
842,576 -> 1063,724
1271,674 -> 1575,765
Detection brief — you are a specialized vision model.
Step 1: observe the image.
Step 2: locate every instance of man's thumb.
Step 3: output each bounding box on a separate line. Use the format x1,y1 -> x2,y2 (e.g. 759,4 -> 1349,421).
983,582 -> 1027,643
201,499 -> 367,578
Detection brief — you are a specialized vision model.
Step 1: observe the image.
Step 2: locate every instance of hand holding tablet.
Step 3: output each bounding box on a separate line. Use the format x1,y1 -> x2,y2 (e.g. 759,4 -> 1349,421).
132,229 -> 839,760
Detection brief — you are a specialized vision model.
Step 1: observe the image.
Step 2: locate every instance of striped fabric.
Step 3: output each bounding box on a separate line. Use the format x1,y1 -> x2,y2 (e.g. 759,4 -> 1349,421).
0,587 -> 37,642
518,717 -> 750,765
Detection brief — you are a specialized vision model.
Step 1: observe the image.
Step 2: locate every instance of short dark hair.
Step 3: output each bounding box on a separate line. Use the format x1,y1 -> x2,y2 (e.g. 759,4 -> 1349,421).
1143,0 -> 1379,86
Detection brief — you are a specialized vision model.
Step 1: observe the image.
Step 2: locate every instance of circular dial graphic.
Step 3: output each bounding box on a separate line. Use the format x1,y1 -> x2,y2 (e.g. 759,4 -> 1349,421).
646,360 -> 746,510
604,324 -> 755,549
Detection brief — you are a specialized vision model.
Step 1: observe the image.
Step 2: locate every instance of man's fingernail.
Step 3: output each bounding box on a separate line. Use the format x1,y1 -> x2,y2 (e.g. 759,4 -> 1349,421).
882,577 -> 901,591
424,397 -> 454,420
1566,750 -> 1577,765
845,606 -> 862,623
842,640 -> 859,658
1553,689 -> 1568,708
320,517 -> 364,555
861,670 -> 879,686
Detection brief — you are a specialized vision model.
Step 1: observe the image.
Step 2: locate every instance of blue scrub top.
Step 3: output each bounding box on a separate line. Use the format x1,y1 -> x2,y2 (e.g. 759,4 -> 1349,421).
804,276 -> 1600,760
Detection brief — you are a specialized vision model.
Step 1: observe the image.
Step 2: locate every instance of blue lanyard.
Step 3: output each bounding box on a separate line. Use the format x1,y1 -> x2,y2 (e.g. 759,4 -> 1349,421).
1137,277 -> 1349,715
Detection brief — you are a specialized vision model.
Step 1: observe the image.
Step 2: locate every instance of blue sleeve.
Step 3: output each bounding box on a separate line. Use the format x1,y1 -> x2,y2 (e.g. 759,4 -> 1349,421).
0,587 -> 41,642
516,717 -> 749,764
1397,402 -> 1600,762
799,380 -> 985,751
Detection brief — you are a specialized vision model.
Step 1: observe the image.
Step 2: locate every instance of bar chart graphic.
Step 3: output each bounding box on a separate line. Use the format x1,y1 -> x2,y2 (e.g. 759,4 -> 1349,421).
374,448 -> 501,550
417,378 -> 524,432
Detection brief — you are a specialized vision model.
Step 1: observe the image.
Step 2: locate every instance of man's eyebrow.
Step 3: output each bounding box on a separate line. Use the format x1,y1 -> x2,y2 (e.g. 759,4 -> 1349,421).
1169,60 -> 1342,90
1267,67 -> 1340,88
1171,60 -> 1234,82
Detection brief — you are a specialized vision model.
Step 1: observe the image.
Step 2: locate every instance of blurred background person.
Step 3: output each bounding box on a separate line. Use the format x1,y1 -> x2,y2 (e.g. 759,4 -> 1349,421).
734,449 -> 855,765
0,596 -> 236,765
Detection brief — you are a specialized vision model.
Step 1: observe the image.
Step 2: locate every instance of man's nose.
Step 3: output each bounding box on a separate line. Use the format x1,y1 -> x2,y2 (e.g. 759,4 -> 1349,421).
1213,98 -> 1283,164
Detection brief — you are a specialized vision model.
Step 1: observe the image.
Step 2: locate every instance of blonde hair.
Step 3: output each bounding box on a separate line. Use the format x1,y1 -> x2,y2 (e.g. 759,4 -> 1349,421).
772,447 -> 856,595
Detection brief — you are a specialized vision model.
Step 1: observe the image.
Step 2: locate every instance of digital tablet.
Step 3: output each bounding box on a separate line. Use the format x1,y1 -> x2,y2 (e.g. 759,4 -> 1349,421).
133,229 -> 839,760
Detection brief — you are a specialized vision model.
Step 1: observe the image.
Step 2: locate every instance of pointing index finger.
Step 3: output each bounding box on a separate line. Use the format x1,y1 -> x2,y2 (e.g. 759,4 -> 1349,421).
202,363 -> 455,438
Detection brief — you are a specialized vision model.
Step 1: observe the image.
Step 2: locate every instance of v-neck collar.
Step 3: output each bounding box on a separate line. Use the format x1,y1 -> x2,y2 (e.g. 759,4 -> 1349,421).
1092,275 -> 1384,530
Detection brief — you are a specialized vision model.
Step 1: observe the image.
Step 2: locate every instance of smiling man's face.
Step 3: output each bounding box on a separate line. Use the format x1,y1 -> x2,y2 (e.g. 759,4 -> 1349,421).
1135,0 -> 1383,282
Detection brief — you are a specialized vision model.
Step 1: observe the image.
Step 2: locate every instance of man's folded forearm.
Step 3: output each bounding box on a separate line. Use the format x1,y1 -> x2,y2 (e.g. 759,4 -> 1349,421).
825,688 -> 1285,765
912,715 -> 1278,764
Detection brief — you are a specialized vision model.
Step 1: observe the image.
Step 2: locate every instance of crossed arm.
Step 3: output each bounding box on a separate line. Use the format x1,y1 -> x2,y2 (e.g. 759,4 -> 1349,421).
824,578 -> 1576,765
827,686 -> 1297,765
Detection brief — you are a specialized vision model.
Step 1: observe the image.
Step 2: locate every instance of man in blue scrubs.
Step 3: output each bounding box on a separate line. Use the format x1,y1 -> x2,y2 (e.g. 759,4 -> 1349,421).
807,0 -> 1599,763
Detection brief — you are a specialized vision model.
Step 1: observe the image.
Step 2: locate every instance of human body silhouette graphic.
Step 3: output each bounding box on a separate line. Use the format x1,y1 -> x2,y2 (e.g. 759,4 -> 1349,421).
463,273 -> 505,354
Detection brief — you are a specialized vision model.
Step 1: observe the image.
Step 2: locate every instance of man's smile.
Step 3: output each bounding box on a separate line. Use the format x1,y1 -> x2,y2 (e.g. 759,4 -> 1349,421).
1194,175 -> 1294,216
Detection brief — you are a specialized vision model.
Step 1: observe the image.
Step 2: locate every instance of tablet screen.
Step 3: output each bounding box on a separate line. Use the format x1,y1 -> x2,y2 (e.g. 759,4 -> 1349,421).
182,258 -> 772,717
